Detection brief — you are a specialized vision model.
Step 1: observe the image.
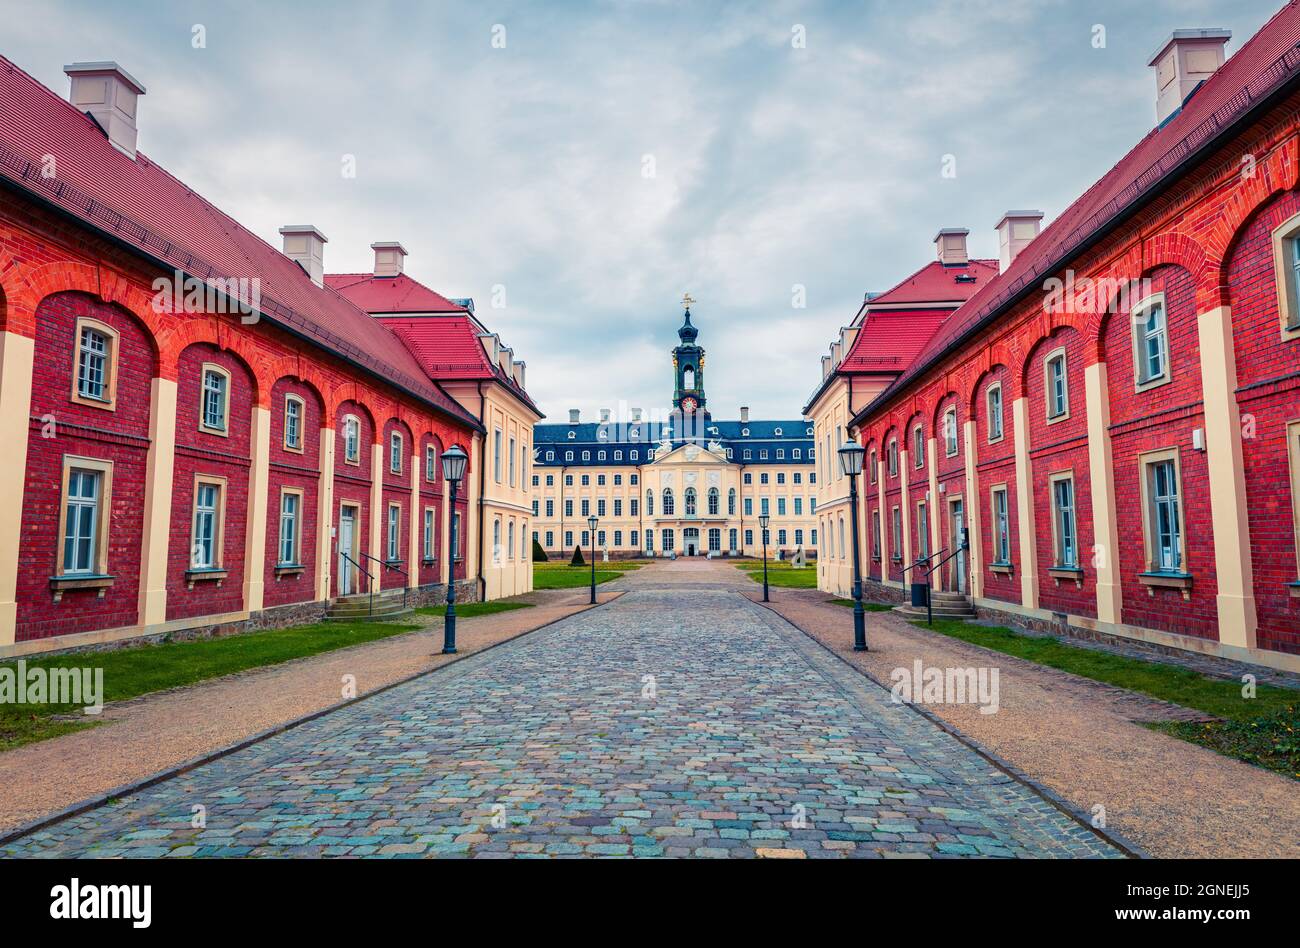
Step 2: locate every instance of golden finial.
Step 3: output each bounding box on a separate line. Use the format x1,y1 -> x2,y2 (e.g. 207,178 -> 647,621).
681,292 -> 695,310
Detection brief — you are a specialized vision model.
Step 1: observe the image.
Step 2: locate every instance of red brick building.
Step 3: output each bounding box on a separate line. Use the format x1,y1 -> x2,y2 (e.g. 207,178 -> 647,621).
0,57 -> 523,655
834,9 -> 1300,672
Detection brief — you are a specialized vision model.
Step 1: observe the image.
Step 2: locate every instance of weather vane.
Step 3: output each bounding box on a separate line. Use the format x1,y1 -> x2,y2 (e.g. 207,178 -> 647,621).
681,292 -> 695,310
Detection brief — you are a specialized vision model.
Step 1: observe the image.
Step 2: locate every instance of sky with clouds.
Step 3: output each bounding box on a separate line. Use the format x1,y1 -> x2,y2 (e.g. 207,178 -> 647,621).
0,0 -> 1283,423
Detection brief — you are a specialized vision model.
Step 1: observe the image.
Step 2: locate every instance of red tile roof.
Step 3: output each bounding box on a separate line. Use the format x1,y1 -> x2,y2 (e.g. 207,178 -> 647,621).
0,55 -> 479,429
873,0 -> 1300,406
324,272 -> 467,314
866,259 -> 999,307
330,271 -> 543,418
839,309 -> 953,373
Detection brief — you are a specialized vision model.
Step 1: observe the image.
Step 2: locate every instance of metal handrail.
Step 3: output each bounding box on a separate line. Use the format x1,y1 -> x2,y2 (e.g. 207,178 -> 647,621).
899,550 -> 944,577
360,552 -> 409,610
339,550 -> 374,616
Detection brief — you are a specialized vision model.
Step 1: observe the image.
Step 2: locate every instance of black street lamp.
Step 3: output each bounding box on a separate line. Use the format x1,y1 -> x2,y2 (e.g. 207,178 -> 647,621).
758,513 -> 770,603
838,439 -> 868,651
587,515 -> 599,604
440,444 -> 469,655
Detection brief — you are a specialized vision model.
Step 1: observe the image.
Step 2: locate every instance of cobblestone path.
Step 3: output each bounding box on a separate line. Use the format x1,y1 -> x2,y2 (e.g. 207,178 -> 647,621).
2,579 -> 1122,858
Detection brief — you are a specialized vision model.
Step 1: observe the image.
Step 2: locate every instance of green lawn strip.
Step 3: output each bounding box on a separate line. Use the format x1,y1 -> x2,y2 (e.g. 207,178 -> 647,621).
415,601 -> 534,618
829,599 -> 895,612
1148,711 -> 1299,781
533,570 -> 622,590
909,617 -> 1298,778
0,618 -> 419,753
740,568 -> 818,589
909,618 -> 1294,721
533,561 -> 644,572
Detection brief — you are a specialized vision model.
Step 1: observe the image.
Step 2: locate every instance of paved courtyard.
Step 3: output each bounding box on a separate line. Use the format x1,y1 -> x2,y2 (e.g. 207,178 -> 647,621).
2,562 -> 1122,858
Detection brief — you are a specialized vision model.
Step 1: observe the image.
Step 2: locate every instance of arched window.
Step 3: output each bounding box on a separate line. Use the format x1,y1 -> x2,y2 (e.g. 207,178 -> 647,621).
662,488 -> 675,516
646,489 -> 654,516
683,366 -> 695,389
707,487 -> 719,515
684,487 -> 697,516
728,488 -> 736,515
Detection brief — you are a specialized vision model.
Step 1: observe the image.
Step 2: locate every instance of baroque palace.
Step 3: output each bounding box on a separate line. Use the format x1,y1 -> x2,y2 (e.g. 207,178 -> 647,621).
0,56 -> 538,656
809,13 -> 1300,672
531,303 -> 816,559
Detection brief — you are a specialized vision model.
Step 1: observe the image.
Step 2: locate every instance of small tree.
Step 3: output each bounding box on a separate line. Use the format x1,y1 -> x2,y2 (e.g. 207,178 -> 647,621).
532,537 -> 549,562
570,545 -> 585,566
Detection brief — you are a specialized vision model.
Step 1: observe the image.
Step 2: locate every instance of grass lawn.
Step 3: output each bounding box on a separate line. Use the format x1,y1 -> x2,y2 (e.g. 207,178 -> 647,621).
830,599 -> 895,612
0,618 -> 420,753
415,601 -> 534,618
533,560 -> 644,571
734,562 -> 819,588
911,617 -> 1299,779
533,568 -> 623,589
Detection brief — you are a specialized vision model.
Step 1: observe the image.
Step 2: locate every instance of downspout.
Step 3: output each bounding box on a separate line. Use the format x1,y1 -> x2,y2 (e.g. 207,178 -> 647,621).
476,380 -> 487,603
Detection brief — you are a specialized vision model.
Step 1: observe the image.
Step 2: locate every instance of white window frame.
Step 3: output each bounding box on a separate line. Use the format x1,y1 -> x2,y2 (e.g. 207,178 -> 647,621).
990,484 -> 1011,566
1268,211 -> 1300,342
986,382 -> 1004,443
199,364 -> 231,436
343,415 -> 362,466
386,502 -> 402,562
71,317 -> 119,411
943,408 -> 959,457
278,487 -> 304,566
390,431 -> 404,475
283,394 -> 304,453
190,474 -> 227,571
1048,472 -> 1078,570
423,507 -> 437,563
56,456 -> 113,577
1131,293 -> 1171,392
1044,348 -> 1070,423
1138,448 -> 1189,577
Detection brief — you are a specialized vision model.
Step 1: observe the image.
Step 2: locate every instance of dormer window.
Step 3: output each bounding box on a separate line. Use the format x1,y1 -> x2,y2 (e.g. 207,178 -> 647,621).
630,427 -> 639,439
774,427 -> 783,436
742,428 -> 750,437
567,430 -> 576,439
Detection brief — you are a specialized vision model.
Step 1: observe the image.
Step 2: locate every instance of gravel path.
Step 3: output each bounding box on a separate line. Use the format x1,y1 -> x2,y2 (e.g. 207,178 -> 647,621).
762,589 -> 1300,859
0,589 -> 617,834
2,562 -> 1119,858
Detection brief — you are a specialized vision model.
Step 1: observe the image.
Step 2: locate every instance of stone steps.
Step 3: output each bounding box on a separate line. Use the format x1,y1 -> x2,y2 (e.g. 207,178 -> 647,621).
325,588 -> 414,622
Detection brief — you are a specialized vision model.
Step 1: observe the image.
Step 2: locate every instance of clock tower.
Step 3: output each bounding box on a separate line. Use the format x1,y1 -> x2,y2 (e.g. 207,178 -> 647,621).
672,294 -> 707,419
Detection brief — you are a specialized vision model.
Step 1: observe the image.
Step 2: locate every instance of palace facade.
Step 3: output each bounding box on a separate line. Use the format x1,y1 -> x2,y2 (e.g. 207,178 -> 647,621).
531,307 -> 817,559
0,56 -> 537,656
810,12 -> 1300,672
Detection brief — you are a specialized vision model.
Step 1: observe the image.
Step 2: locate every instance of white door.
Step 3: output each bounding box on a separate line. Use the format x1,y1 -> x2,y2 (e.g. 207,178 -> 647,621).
338,508 -> 356,595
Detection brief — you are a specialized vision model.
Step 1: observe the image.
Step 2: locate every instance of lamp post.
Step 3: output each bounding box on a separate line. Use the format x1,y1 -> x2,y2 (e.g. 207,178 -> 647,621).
587,514 -> 598,604
439,444 -> 468,655
758,513 -> 770,603
838,440 -> 868,651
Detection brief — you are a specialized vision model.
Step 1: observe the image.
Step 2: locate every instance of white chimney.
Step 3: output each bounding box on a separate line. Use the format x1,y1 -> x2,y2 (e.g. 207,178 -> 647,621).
934,228 -> 970,266
513,360 -> 526,390
995,210 -> 1044,273
279,225 -> 328,287
740,406 -> 750,423
371,241 -> 407,277
569,409 -> 580,424
821,354 -> 833,379
631,408 -> 643,422
599,408 -> 611,423
64,62 -> 146,159
1149,29 -> 1231,125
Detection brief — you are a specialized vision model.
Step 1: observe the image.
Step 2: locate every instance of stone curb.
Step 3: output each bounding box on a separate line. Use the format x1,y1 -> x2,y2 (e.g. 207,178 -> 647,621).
754,598 -> 1150,859
0,593 -> 623,848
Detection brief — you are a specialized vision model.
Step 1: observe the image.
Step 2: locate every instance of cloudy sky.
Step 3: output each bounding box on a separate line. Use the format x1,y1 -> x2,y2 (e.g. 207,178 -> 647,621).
1,0 -> 1281,422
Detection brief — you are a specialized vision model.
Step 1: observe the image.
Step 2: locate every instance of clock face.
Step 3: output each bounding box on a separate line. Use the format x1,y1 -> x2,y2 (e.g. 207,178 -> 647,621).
680,396 -> 698,413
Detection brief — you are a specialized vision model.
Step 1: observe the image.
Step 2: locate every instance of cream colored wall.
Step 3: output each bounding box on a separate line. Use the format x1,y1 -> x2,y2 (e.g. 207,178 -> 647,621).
530,452 -> 816,559
808,374 -> 886,597
443,379 -> 538,600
